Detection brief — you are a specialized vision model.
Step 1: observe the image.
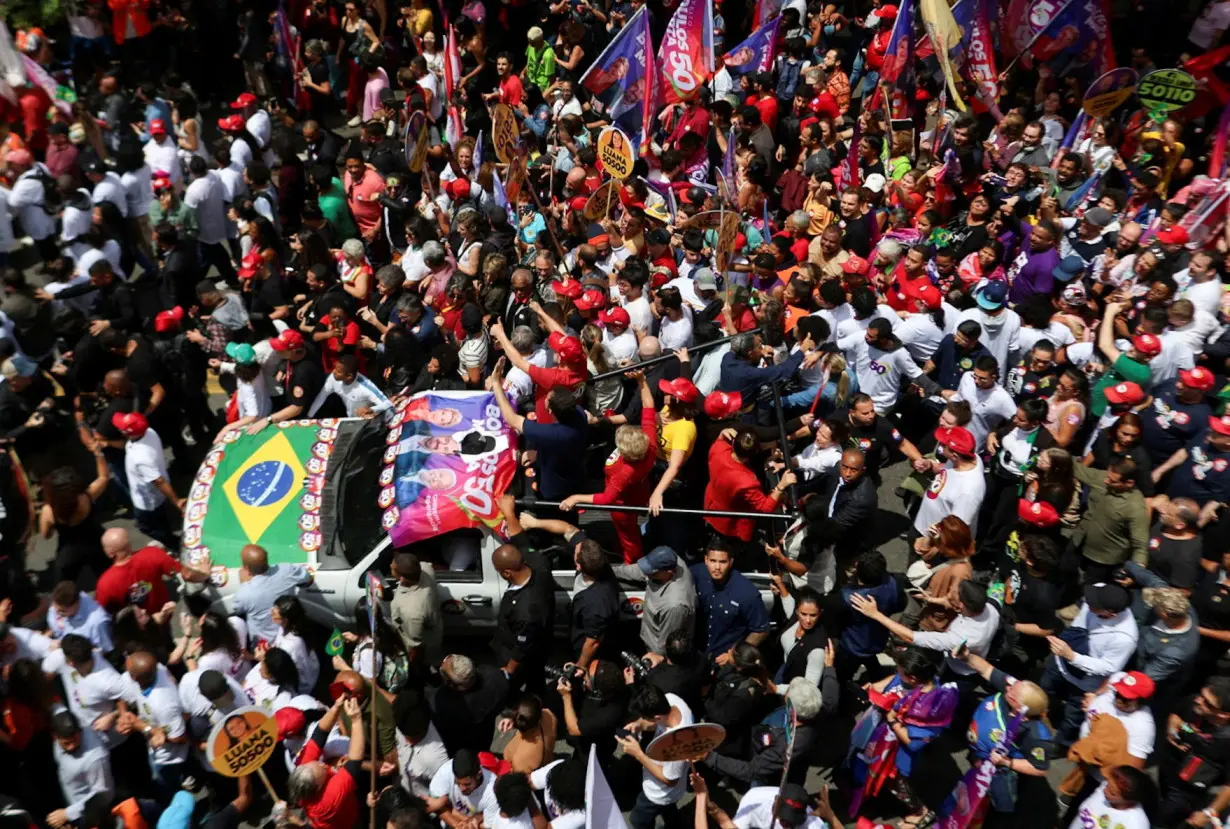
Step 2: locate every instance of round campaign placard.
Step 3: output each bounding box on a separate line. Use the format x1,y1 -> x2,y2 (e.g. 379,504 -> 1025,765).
1082,68 -> 1139,118
597,127 -> 636,180
492,104 -> 519,164
1137,69 -> 1197,117
689,210 -> 724,229
584,180 -> 620,222
645,723 -> 726,762
206,706 -> 280,778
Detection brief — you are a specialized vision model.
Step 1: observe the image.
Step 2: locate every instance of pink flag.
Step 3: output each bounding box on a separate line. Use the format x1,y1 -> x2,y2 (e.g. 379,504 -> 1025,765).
658,0 -> 714,105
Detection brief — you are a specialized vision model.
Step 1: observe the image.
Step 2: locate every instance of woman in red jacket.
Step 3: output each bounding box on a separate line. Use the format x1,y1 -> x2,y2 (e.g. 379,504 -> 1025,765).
560,372 -> 656,563
704,428 -> 796,546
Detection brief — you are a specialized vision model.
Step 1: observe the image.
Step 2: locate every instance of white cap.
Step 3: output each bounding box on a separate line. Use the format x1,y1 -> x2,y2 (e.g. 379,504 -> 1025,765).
864,173 -> 887,194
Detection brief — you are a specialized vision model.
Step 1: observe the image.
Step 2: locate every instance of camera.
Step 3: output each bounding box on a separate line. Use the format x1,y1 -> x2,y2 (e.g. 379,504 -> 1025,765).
545,662 -> 587,691
620,651 -> 651,682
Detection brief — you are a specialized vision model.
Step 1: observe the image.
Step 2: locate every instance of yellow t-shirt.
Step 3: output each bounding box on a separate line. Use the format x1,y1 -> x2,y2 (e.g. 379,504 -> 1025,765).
659,414 -> 698,463
412,8 -> 433,36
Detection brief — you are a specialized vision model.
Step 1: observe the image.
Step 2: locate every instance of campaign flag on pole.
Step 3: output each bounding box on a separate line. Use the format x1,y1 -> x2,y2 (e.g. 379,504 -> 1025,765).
659,0 -> 715,105
722,126 -> 736,180
835,115 -> 862,192
274,4 -> 301,103
1064,169 -> 1103,212
965,0 -> 999,106
937,711 -> 1027,828
443,25 -> 464,147
1003,0 -> 1076,58
753,0 -> 783,28
1210,104 -> 1230,178
384,392 -> 518,546
720,15 -> 781,79
1021,0 -> 1113,79
581,6 -> 655,150
585,747 -> 624,829
920,0 -> 967,110
880,0 -> 915,87
1051,110 -> 1088,169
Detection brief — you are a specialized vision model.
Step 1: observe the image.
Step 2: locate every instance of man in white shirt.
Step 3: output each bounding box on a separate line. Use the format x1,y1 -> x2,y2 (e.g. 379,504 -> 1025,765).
119,651 -> 189,793
142,120 -> 182,190
1165,298 -> 1222,360
947,355 -> 1018,451
50,711 -> 114,828
838,318 -> 925,415
428,750 -> 500,826
616,686 -> 694,829
960,282 -> 1022,383
307,355 -> 391,419
656,287 -> 694,351
708,783 -> 836,829
112,412 -> 182,549
7,150 -> 57,260
598,308 -> 637,363
184,156 -> 237,283
42,635 -> 128,750
614,265 -> 654,333
232,92 -> 274,165
394,704 -> 449,798
85,160 -> 128,217
1176,251 -> 1223,318
1043,582 -> 1139,744
1078,671 -> 1156,762
914,426 -> 986,536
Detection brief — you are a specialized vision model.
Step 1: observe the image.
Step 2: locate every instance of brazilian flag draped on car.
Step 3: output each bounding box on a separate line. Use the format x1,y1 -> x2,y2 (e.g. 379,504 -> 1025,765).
182,422 -> 340,569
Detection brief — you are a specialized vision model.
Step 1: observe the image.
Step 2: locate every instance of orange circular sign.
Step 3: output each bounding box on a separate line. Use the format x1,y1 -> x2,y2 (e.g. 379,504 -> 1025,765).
205,706 -> 279,777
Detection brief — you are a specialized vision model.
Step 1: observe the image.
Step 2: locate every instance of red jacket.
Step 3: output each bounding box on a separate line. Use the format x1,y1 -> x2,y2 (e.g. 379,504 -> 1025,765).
703,439 -> 782,541
108,0 -> 152,43
593,405 -> 657,507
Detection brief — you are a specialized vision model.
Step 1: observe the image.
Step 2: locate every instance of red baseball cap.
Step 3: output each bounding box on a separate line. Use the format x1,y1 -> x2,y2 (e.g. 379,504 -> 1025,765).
1180,367 -> 1216,392
1110,671 -> 1156,700
841,255 -> 870,276
270,329 -> 307,352
1209,415 -> 1230,436
910,281 -> 943,310
230,92 -> 258,110
273,707 -> 307,740
703,390 -> 744,420
1156,225 -> 1190,246
446,178 -> 471,201
934,426 -> 976,457
598,307 -> 630,328
569,196 -> 588,212
550,279 -> 583,299
1132,333 -> 1162,357
217,114 -> 245,132
149,118 -> 168,136
659,377 -> 700,404
548,331 -> 585,365
1018,498 -> 1061,528
877,3 -> 899,18
574,288 -> 608,312
111,411 -> 149,439
153,306 -> 185,334
1104,382 -> 1145,405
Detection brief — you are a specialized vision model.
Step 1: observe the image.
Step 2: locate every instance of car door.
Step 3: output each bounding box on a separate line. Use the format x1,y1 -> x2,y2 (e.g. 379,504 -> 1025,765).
436,529 -> 501,631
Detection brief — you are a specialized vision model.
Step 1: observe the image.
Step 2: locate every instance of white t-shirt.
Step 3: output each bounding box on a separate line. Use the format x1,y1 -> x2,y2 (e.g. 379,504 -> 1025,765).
121,166 -> 154,218
429,762 -> 499,823
179,668 -> 248,739
603,328 -> 638,363
659,312 -> 694,351
623,295 -> 654,333
458,334 -> 491,377
733,786 -> 830,829
184,171 -> 229,245
236,373 -> 272,420
120,665 -> 188,766
895,312 -> 946,363
953,372 -> 1017,451
272,630 -> 320,694
1078,672 -> 1156,759
1190,0 -> 1230,48
1067,783 -> 1149,829
959,308 -> 1022,383
418,73 -> 443,120
913,604 -> 1000,675
530,760 -> 586,829
42,648 -> 126,749
143,139 -> 181,188
1180,277 -> 1224,319
125,429 -> 169,511
642,694 -> 694,805
242,663 -> 295,710
913,461 -> 987,535
395,722 -> 450,797
92,172 -> 129,217
1018,321 -> 1076,355
838,334 -> 923,414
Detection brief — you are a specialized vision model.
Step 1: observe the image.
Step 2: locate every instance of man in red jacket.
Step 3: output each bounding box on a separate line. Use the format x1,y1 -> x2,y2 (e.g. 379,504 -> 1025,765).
703,429 -> 795,547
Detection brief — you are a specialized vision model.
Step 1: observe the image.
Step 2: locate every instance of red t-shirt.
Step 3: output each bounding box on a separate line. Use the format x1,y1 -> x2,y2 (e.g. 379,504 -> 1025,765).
298,737 -> 360,829
527,362 -> 587,425
322,320 -> 363,373
499,74 -> 524,107
94,546 -> 182,614
752,95 -> 779,132
731,306 -> 758,333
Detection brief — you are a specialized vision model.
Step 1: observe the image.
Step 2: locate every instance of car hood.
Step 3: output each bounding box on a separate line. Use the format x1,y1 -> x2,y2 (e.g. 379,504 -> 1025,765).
182,419 -> 361,571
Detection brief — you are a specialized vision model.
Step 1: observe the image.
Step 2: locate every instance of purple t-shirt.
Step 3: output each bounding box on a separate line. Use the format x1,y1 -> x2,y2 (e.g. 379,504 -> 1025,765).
1006,225 -> 1060,305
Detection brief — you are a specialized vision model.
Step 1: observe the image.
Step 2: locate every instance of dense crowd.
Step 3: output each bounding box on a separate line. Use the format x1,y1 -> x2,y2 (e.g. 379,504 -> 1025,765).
3,1 -> 1230,829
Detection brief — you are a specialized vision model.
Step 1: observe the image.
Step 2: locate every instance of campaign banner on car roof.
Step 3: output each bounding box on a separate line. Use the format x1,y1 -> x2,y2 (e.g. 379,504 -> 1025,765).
381,391 -> 518,546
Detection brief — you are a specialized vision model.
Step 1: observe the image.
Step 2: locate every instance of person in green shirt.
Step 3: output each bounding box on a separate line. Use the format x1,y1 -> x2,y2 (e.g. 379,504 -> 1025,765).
1070,459 -> 1150,579
1089,300 -> 1157,417
310,166 -> 359,241
523,26 -> 556,92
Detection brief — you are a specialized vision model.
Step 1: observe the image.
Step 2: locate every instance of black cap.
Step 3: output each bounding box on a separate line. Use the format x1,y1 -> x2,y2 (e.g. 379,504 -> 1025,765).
776,784 -> 810,828
84,158 -> 106,175
1085,582 -> 1130,614
199,670 -> 230,701
48,122 -> 68,136
646,228 -> 670,246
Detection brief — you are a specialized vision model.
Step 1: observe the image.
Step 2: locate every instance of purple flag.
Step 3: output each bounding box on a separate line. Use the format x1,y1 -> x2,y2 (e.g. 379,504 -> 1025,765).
581,6 -> 655,149
721,16 -> 781,79
880,0 -> 915,87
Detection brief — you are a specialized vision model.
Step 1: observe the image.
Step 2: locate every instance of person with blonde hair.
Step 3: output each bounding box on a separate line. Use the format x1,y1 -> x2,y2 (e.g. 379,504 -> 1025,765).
560,372 -> 656,563
951,642 -> 1054,825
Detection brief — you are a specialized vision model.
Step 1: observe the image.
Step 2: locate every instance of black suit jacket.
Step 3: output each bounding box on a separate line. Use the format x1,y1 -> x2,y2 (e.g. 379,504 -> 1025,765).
808,468 -> 878,551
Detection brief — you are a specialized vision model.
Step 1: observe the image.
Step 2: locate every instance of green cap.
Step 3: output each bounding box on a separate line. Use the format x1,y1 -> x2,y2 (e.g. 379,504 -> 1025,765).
225,342 -> 258,364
